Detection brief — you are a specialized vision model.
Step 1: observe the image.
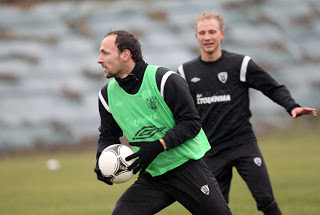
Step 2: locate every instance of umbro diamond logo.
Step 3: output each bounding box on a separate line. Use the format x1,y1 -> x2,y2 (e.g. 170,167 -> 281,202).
133,126 -> 165,140
200,184 -> 210,195
191,77 -> 201,83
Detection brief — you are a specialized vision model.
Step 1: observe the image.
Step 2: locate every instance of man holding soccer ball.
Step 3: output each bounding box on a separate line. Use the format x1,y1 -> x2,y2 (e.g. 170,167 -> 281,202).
94,30 -> 232,215
177,12 -> 317,215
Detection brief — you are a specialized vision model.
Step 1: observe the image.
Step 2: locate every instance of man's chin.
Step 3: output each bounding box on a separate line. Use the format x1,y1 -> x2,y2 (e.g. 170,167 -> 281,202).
204,48 -> 215,54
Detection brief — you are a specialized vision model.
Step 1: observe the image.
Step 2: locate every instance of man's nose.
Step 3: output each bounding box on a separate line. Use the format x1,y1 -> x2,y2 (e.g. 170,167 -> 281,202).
97,54 -> 103,64
204,33 -> 210,40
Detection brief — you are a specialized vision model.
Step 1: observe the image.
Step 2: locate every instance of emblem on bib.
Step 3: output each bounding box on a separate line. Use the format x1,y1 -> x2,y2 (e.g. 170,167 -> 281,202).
146,96 -> 159,111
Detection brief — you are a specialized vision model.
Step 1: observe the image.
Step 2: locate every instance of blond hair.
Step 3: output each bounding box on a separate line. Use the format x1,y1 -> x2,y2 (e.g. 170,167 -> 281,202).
195,12 -> 225,31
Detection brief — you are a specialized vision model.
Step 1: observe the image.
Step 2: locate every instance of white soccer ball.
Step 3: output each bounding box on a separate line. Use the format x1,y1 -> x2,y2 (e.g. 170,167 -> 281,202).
46,159 -> 60,171
98,144 -> 136,184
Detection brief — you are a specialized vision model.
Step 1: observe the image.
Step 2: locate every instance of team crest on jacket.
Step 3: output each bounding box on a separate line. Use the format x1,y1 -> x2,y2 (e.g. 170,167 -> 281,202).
146,96 -> 159,111
200,184 -> 210,195
217,72 -> 228,83
253,157 -> 262,166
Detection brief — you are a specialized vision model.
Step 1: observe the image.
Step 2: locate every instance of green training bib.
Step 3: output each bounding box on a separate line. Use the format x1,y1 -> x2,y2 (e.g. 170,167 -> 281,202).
107,65 -> 210,176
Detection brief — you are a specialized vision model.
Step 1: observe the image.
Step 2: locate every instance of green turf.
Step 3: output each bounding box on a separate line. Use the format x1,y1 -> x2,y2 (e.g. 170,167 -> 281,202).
0,131 -> 319,215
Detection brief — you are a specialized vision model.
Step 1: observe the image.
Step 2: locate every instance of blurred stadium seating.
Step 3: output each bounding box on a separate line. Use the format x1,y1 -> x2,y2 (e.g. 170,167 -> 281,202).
0,0 -> 319,151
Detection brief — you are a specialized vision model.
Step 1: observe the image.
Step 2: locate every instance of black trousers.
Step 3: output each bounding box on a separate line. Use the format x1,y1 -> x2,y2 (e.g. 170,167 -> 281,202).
112,159 -> 232,215
204,141 -> 282,215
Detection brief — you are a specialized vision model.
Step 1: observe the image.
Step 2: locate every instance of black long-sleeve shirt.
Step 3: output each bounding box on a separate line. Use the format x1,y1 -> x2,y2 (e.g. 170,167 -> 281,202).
178,50 -> 300,154
96,60 -> 202,158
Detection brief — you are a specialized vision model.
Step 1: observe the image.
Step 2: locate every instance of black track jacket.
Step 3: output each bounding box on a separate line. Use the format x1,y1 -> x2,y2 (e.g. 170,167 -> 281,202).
178,50 -> 300,154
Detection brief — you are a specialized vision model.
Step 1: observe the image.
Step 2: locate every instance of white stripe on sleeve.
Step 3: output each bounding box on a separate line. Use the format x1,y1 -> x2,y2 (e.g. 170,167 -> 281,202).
160,71 -> 175,98
98,90 -> 111,113
178,65 -> 186,80
240,56 -> 251,82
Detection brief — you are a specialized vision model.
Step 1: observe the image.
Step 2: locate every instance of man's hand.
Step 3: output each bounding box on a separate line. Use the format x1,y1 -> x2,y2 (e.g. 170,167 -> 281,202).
125,140 -> 164,174
291,107 -> 317,118
94,166 -> 113,185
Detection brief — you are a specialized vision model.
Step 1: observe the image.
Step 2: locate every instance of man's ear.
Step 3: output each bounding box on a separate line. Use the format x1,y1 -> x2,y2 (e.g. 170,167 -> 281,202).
121,49 -> 131,62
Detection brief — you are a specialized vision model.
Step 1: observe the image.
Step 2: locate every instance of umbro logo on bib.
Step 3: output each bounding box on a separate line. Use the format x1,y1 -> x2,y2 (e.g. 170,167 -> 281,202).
217,72 -> 228,83
133,126 -> 165,140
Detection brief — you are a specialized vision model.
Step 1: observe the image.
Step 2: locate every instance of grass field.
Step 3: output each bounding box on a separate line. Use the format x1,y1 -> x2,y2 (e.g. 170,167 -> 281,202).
0,130 -> 319,215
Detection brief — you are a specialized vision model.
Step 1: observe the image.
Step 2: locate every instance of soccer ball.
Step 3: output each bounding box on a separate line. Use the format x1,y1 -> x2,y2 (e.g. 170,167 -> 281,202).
98,144 -> 136,184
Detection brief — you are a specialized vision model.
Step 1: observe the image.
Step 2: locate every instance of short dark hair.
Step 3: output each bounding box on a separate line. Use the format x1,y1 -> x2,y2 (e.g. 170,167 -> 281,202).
105,30 -> 143,62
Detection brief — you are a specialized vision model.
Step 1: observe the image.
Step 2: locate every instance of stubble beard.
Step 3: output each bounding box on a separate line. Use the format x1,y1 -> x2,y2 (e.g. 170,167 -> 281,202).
105,72 -> 112,79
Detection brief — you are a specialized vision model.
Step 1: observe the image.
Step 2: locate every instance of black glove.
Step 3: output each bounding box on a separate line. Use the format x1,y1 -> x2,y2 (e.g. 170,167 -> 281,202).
125,140 -> 164,174
94,165 -> 113,185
